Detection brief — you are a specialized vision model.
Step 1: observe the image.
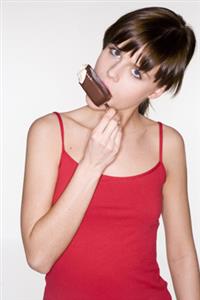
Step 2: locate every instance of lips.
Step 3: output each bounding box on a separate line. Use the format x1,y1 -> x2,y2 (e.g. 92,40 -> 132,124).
102,80 -> 110,91
99,77 -> 111,94
94,69 -> 110,90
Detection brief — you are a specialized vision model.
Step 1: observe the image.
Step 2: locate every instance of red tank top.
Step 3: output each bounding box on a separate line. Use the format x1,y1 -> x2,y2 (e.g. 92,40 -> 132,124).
43,111 -> 172,300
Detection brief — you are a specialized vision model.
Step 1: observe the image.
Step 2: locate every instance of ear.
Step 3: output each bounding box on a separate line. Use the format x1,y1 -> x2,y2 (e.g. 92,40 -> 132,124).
148,85 -> 167,100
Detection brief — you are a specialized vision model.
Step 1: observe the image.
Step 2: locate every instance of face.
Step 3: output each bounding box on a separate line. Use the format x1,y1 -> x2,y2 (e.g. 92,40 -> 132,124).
92,42 -> 165,111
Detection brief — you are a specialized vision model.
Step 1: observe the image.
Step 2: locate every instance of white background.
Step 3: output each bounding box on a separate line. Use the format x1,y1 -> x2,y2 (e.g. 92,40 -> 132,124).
2,1 -> 200,299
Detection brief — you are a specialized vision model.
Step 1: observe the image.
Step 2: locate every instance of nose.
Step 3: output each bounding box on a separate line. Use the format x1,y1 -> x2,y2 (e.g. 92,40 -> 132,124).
107,61 -> 125,82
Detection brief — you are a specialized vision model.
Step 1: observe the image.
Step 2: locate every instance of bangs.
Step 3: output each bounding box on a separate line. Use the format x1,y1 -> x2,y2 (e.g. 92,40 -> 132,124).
115,38 -> 160,74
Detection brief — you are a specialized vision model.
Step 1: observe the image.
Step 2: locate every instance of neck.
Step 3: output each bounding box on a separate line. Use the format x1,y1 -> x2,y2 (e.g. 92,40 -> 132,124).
116,106 -> 142,134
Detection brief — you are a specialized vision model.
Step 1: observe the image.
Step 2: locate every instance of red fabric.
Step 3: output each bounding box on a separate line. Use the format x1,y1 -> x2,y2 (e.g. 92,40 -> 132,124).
43,111 -> 172,300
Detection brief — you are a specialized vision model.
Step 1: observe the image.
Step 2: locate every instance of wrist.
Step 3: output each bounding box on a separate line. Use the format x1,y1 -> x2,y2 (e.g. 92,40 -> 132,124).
78,158 -> 103,179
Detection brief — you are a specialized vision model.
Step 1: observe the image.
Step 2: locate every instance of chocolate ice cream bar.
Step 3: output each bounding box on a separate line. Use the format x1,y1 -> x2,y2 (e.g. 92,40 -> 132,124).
77,64 -> 112,107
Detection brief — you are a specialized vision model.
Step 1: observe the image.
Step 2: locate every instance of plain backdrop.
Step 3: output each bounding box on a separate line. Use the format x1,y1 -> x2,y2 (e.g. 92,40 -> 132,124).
2,1 -> 200,299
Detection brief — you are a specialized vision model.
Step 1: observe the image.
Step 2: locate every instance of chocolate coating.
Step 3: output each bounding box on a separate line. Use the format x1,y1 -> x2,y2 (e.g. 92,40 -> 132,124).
78,64 -> 112,106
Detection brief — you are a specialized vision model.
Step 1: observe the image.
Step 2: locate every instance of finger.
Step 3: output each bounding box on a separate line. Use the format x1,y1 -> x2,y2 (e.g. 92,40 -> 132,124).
104,124 -> 120,146
94,108 -> 118,134
109,123 -> 120,139
102,119 -> 120,141
110,127 -> 122,153
114,128 -> 122,145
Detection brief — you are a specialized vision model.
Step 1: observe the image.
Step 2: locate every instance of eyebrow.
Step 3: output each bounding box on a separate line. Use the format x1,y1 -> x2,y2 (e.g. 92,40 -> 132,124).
114,45 -> 122,51
142,70 -> 151,79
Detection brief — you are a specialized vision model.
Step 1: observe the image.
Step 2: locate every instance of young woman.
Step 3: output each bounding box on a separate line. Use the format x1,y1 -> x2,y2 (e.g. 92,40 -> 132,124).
20,6 -> 200,300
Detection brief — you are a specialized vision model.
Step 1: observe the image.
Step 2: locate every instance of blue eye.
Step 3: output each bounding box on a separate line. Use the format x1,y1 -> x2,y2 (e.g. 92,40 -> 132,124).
131,68 -> 142,79
109,46 -> 121,57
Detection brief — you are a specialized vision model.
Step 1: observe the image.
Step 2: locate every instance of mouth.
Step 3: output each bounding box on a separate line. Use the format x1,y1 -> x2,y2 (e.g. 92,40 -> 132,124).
101,79 -> 109,89
99,77 -> 110,91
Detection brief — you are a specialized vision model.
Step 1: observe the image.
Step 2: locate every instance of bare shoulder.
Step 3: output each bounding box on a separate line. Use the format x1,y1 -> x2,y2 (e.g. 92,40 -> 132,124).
27,112 -> 72,166
29,112 -> 62,133
28,110 -> 76,143
27,106 -> 91,160
162,123 -> 186,175
162,122 -> 185,145
140,115 -> 186,173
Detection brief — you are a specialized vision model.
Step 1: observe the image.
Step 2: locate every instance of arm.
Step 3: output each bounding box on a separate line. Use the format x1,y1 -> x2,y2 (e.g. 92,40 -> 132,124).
20,114 -> 102,274
162,125 -> 200,299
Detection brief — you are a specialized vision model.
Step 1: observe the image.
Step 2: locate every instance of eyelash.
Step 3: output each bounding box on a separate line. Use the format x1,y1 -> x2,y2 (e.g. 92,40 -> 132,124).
108,46 -> 142,80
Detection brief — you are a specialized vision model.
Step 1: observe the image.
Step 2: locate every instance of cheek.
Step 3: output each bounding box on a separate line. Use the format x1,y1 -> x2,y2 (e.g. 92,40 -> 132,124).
94,51 -> 107,71
115,80 -> 145,98
94,57 -> 101,70
111,80 -> 153,108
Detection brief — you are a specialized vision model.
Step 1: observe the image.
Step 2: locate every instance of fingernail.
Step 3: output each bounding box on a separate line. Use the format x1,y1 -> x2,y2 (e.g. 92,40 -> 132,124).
104,103 -> 110,110
108,108 -> 115,114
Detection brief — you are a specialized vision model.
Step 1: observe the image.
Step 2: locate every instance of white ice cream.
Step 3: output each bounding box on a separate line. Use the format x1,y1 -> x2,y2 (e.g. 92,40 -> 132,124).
77,64 -> 88,84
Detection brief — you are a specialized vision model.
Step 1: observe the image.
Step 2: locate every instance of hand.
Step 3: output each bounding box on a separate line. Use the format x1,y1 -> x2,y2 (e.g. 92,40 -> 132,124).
82,108 -> 122,173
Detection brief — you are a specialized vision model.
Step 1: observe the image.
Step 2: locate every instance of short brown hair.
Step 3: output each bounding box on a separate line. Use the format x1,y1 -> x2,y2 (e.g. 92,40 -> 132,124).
102,7 -> 196,115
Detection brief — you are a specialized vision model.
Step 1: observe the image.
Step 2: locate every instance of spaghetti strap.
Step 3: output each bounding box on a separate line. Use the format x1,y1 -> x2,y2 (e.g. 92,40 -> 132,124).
157,121 -> 163,163
53,111 -> 65,153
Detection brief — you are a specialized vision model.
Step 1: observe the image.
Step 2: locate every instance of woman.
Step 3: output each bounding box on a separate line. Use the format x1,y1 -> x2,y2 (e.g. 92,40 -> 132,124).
20,6 -> 200,299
